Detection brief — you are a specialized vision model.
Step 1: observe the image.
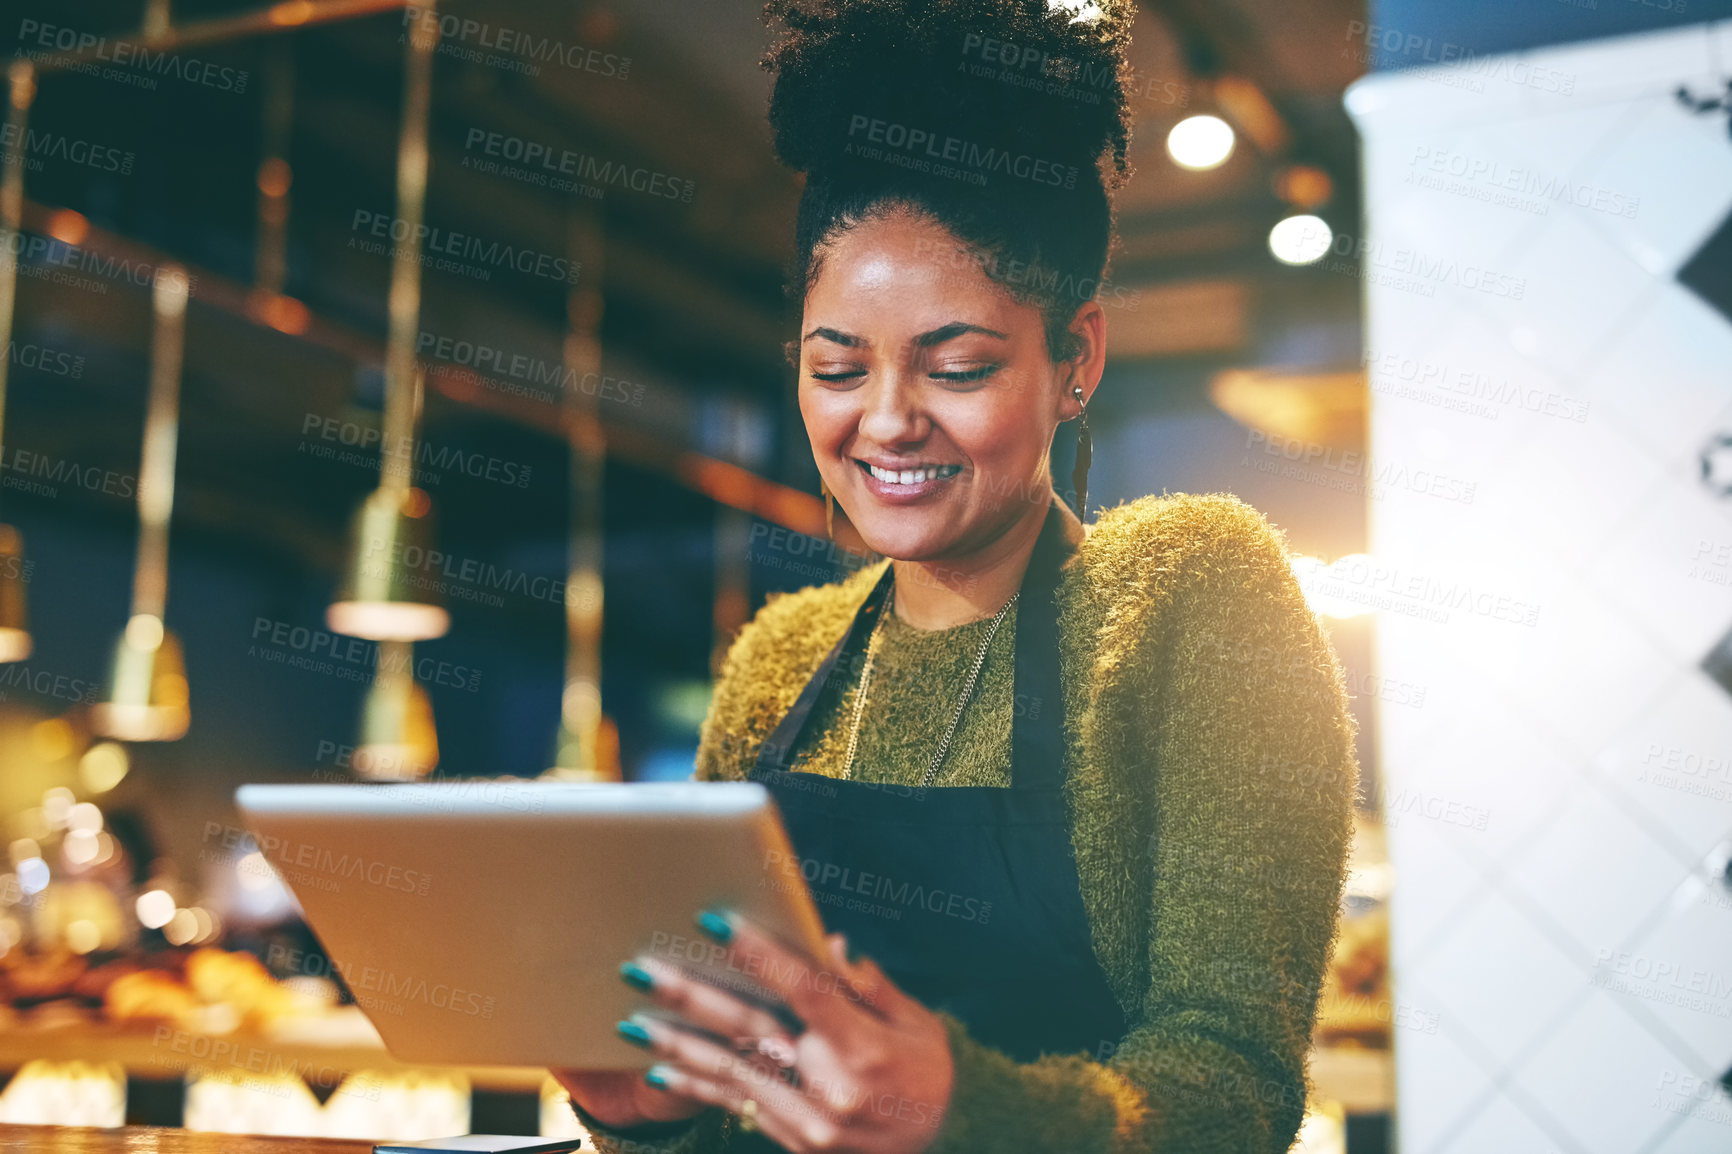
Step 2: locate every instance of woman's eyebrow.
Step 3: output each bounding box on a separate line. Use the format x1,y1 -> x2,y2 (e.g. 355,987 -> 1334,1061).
802,326 -> 866,347
915,322 -> 1009,348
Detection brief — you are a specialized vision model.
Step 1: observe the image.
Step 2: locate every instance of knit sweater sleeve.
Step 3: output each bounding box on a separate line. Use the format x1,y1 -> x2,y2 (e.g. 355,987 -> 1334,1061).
924,495 -> 1358,1154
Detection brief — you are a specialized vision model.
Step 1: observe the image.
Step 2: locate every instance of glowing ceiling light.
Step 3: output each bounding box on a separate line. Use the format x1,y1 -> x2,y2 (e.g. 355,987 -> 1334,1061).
95,265 -> 194,742
79,743 -> 130,793
1167,115 -> 1236,170
1269,215 -> 1334,266
163,908 -> 198,946
66,919 -> 101,954
63,831 -> 99,866
135,889 -> 175,929
16,857 -> 48,895
42,789 -> 74,829
327,488 -> 449,641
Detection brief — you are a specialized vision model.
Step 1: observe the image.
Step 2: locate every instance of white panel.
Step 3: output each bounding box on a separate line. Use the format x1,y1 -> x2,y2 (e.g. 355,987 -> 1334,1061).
1445,581 -> 1674,765
1388,1011 -> 1498,1154
1385,692 -> 1576,869
1571,96 -> 1732,277
1592,672 -> 1732,863
1502,781 -> 1690,956
1386,806 -> 1486,972
1496,211 -> 1656,380
1479,395 -> 1663,571
1435,1087 -> 1572,1154
1616,876 -> 1732,1070
1537,23 -> 1721,102
1581,470 -> 1732,664
1578,287 -> 1732,465
1508,989 -> 1681,1153
1647,1096 -> 1732,1153
1353,18 -> 1732,1149
1403,886 -> 1584,1067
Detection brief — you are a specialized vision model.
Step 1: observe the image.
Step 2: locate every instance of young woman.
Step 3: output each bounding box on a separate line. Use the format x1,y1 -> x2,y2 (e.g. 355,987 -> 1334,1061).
557,2 -> 1357,1151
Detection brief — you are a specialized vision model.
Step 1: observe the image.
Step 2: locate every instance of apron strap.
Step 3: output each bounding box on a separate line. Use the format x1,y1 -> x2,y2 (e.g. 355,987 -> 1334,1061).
752,498 -> 1076,792
1008,500 -> 1074,792
751,562 -> 895,776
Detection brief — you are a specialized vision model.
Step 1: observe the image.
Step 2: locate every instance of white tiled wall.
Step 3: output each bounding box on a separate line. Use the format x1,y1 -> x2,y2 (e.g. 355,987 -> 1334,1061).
1348,21 -> 1732,1154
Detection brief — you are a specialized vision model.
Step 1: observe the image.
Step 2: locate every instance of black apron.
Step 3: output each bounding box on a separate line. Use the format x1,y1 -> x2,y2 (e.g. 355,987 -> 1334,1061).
750,500 -> 1130,1066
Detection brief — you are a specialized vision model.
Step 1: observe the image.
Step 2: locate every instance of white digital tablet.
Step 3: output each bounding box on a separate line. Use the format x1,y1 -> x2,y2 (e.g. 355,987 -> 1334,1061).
234,781 -> 827,1070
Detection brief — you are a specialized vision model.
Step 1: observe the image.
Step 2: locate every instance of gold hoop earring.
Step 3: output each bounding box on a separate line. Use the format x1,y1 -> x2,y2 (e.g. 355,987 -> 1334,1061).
1071,385 -> 1091,518
820,479 -> 835,539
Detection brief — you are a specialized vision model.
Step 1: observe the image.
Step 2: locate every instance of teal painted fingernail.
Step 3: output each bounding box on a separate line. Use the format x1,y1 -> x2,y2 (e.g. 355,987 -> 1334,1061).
616,1019 -> 651,1048
644,1064 -> 672,1090
696,909 -> 733,943
619,961 -> 654,992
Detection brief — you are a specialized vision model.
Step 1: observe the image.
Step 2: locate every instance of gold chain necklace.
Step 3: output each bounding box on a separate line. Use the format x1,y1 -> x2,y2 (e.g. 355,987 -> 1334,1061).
840,581 -> 1019,788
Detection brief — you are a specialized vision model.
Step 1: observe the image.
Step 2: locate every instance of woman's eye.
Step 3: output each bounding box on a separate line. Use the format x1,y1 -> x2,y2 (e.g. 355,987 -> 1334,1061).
931,363 -> 1001,383
809,367 -> 866,383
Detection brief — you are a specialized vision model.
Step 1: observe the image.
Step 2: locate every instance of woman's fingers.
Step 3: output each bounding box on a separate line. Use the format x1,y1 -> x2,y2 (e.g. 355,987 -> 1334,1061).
620,1013 -> 793,1093
637,1059 -> 814,1152
612,917 -> 955,1151
693,910 -> 882,1031
824,932 -> 905,1021
626,954 -> 790,1042
547,1068 -> 705,1128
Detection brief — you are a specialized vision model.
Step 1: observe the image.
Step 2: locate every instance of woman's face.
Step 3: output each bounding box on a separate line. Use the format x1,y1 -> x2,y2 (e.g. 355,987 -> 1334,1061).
797,210 -> 1100,564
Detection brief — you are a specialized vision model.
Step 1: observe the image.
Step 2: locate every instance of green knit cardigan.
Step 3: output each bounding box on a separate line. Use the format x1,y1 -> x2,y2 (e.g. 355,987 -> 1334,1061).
581,492 -> 1359,1153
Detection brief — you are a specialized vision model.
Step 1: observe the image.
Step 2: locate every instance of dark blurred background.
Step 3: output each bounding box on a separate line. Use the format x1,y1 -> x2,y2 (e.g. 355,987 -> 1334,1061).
0,0 -> 1375,838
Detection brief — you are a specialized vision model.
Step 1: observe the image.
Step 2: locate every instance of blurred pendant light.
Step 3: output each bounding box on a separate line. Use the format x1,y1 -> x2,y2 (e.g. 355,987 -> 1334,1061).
0,62 -> 37,662
546,207 -> 616,781
91,266 -> 192,742
1269,215 -> 1333,266
326,4 -> 448,643
0,525 -> 31,662
327,466 -> 446,641
353,641 -> 438,781
1269,164 -> 1335,268
248,38 -> 311,337
1166,114 -> 1235,170
143,0 -> 171,39
254,40 -> 292,300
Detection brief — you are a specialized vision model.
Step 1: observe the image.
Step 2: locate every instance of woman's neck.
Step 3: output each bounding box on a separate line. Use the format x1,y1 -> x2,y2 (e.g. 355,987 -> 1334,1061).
889,495 -> 1051,630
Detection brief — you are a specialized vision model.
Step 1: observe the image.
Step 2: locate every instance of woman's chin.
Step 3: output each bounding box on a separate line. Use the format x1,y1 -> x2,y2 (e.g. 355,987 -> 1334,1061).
851,517 -> 960,564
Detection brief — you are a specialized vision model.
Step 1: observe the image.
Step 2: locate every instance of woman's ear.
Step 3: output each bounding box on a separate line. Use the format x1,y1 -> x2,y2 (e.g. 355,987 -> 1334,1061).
1063,300 -> 1107,413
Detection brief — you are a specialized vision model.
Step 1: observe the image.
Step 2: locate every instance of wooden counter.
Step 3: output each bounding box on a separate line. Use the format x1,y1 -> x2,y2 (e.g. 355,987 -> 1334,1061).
0,1125 -> 378,1154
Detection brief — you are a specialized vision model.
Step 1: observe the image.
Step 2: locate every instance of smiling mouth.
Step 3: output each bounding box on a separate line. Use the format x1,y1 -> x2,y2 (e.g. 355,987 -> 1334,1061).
856,461 -> 964,485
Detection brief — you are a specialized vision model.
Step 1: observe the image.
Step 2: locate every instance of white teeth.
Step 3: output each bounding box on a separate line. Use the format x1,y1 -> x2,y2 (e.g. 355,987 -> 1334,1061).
863,463 -> 962,484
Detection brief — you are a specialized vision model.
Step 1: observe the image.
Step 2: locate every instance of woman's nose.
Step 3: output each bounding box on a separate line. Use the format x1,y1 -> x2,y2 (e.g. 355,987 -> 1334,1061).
857,371 -> 927,446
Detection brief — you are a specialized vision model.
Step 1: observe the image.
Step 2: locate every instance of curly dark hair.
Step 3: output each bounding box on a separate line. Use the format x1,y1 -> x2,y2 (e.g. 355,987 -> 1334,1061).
763,0 -> 1138,361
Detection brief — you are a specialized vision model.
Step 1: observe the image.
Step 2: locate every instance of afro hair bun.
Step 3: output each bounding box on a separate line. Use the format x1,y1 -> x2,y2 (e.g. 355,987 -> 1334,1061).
762,0 -> 1136,192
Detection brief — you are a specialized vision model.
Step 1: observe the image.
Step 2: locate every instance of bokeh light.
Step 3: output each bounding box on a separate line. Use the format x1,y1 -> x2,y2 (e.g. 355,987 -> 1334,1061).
1268,215 -> 1334,265
135,889 -> 175,930
1167,115 -> 1236,170
78,743 -> 130,794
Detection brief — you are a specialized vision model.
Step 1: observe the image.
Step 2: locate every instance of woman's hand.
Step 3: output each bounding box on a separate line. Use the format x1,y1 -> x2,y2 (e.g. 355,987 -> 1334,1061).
549,1067 -> 707,1131
616,910 -> 954,1153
